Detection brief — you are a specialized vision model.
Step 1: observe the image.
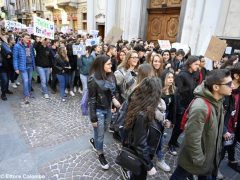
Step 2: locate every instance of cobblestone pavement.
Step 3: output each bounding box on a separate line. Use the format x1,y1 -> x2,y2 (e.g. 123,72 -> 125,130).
10,92 -> 92,148
39,143 -> 177,180
1,82 -> 240,180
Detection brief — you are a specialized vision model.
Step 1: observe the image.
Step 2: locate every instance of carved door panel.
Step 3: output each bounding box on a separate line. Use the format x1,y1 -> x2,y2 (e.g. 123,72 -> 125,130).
147,13 -> 179,42
164,14 -> 179,42
147,14 -> 165,40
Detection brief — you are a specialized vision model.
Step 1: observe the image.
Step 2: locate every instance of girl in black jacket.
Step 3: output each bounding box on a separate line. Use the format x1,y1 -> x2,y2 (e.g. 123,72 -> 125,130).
88,55 -> 120,170
124,77 -> 163,180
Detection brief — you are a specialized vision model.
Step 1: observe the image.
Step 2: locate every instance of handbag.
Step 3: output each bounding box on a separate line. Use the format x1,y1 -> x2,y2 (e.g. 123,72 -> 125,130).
115,147 -> 144,175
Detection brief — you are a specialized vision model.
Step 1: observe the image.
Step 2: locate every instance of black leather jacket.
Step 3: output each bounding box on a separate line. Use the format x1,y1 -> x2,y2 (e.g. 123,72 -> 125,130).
128,112 -> 162,171
88,75 -> 114,123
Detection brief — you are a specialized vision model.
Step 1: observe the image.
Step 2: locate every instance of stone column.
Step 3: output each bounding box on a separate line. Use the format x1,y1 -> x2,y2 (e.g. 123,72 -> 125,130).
87,0 -> 94,31
105,0 -> 117,36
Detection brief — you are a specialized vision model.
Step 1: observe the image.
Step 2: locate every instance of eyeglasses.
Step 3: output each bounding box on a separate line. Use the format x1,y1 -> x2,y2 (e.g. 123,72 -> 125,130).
217,81 -> 232,87
130,57 -> 139,59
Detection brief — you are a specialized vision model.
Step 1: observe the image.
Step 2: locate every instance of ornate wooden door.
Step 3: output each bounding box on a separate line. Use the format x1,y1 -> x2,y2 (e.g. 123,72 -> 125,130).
147,0 -> 182,42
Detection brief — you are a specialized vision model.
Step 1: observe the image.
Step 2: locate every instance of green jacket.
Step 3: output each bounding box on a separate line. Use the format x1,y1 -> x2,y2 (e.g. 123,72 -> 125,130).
178,82 -> 224,176
79,55 -> 94,75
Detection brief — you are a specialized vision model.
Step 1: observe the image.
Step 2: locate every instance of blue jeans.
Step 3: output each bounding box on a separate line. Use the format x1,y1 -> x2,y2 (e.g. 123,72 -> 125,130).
93,109 -> 111,154
20,67 -> 33,97
0,71 -> 9,94
156,122 -> 164,160
36,66 -> 50,94
57,74 -> 67,98
80,74 -> 88,95
170,165 -> 217,180
67,71 -> 75,91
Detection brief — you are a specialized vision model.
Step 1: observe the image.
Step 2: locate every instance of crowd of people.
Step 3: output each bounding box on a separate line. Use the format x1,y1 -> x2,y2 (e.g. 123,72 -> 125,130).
0,28 -> 240,180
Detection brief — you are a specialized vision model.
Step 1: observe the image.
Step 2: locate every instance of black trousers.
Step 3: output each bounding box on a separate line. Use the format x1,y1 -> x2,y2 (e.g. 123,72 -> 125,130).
169,113 -> 184,146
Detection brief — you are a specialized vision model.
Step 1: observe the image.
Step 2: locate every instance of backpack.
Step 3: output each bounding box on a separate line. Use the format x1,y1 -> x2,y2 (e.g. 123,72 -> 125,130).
180,98 -> 212,130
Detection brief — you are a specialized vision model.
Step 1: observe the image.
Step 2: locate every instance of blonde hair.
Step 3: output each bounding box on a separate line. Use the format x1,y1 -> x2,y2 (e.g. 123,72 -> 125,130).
118,50 -> 139,70
58,47 -> 69,62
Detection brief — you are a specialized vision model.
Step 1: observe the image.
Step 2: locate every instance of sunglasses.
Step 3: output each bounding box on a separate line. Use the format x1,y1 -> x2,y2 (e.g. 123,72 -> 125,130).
217,81 -> 232,87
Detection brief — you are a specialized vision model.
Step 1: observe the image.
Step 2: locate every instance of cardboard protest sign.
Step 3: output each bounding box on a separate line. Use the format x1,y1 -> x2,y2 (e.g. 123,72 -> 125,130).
171,42 -> 190,55
204,36 -> 227,61
33,16 -> 54,40
104,26 -> 123,45
72,44 -> 85,55
158,40 -> 171,50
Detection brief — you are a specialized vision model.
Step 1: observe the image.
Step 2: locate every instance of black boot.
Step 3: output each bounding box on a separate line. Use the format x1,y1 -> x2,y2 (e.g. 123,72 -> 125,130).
1,94 -> 7,101
6,90 -> 13,94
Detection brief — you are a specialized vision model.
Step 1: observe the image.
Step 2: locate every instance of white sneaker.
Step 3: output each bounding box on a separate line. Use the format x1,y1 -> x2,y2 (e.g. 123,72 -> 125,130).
156,160 -> 171,172
65,89 -> 69,94
78,88 -> 83,94
73,86 -> 77,93
44,94 -> 50,99
11,83 -> 17,88
69,91 -> 75,97
16,81 -> 20,86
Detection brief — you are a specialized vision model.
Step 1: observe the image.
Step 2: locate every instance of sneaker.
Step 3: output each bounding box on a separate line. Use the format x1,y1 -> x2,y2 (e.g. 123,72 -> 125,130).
217,170 -> 224,179
228,161 -> 240,173
11,83 -> 17,88
78,88 -> 83,94
24,97 -> 30,104
169,145 -> 177,156
156,160 -> 171,172
89,138 -> 97,152
1,94 -> 7,101
16,81 -> 20,86
98,154 -> 109,170
64,94 -> 67,98
69,91 -> 75,97
6,90 -> 13,94
62,98 -> 66,102
73,86 -> 77,93
109,126 -> 115,133
44,94 -> 50,99
65,89 -> 69,94
120,167 -> 130,180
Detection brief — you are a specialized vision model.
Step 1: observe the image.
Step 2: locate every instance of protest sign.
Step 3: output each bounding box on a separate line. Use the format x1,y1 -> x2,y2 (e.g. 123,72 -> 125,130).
72,44 -> 85,55
90,30 -> 99,38
85,38 -> 99,46
104,26 -> 123,45
225,46 -> 232,55
171,42 -> 190,55
27,27 -> 34,35
158,40 -> 171,50
204,36 -> 227,61
33,16 -> 54,40
5,20 -> 26,31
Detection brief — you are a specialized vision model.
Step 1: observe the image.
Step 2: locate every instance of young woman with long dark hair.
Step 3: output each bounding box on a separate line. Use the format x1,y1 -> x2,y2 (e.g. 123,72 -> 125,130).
124,77 -> 163,179
88,55 -> 120,170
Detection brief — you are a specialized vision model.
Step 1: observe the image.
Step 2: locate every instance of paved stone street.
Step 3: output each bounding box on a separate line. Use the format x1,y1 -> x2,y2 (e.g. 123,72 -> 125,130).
0,81 -> 240,180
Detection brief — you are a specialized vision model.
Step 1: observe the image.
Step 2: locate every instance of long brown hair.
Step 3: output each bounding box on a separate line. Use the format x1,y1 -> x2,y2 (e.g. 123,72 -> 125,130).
57,47 -> 69,62
125,77 -> 162,129
136,64 -> 154,84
